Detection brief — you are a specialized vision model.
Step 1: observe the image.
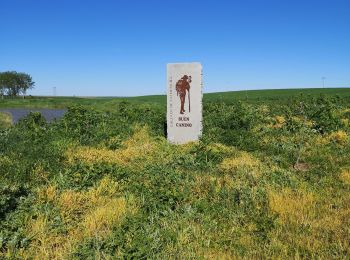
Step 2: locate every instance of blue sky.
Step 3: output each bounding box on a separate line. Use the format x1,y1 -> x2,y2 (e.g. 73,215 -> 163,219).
1,0 -> 349,96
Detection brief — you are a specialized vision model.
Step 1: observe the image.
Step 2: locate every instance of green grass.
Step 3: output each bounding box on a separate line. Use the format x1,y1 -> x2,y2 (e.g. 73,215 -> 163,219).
0,96 -> 117,109
126,88 -> 350,105
0,112 -> 12,129
0,88 -> 349,108
204,87 -> 350,103
0,89 -> 350,258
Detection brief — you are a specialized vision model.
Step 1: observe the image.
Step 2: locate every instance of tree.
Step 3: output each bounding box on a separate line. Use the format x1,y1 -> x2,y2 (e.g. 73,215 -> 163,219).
0,71 -> 35,99
0,72 -> 12,99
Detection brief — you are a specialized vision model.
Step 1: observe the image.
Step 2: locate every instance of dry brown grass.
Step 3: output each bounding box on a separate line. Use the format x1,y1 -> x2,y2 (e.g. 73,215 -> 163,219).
268,187 -> 350,257
339,168 -> 350,185
21,176 -> 136,259
0,111 -> 12,129
328,130 -> 348,145
268,188 -> 316,225
65,126 -> 169,170
219,151 -> 261,174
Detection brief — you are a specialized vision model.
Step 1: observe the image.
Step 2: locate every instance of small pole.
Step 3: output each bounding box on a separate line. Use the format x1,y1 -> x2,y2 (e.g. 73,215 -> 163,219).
322,77 -> 326,89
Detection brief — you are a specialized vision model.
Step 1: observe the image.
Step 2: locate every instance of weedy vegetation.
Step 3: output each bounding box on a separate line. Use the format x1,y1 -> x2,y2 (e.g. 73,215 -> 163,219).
0,112 -> 12,130
0,90 -> 350,259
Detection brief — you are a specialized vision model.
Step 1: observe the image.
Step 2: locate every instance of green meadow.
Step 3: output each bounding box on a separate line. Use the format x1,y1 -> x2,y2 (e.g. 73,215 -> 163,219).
1,88 -> 350,258
1,88 -> 350,109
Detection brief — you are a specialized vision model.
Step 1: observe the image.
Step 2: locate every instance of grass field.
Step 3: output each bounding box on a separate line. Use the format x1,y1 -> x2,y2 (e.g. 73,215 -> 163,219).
0,112 -> 12,130
1,88 -> 349,109
1,88 -> 350,258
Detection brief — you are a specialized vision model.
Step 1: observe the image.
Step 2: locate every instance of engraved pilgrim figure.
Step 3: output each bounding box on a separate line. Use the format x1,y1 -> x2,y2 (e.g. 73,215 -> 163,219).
167,62 -> 202,144
176,75 -> 192,114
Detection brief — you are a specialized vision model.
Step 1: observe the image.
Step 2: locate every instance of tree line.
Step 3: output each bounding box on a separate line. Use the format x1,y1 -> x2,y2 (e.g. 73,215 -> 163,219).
0,71 -> 35,98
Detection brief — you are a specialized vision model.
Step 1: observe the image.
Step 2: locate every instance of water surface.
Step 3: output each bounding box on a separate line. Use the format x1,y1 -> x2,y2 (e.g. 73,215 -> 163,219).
0,109 -> 67,123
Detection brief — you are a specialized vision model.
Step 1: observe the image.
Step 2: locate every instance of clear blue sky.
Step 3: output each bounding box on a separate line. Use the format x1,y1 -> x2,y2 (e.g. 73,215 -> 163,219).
1,0 -> 349,96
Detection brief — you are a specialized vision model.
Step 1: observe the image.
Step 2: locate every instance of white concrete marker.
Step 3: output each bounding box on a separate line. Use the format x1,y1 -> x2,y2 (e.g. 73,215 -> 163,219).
167,63 -> 202,144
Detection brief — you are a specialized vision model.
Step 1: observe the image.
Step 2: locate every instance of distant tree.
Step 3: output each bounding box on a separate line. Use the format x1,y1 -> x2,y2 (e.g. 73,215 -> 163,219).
0,71 -> 35,99
0,72 -> 12,99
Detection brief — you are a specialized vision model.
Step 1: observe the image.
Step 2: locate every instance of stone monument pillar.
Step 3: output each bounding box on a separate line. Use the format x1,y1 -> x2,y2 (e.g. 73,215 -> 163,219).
167,63 -> 202,144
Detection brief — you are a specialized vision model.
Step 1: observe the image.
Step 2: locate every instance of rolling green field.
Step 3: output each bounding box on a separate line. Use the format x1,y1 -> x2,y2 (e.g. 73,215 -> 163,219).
1,88 -> 349,109
1,88 -> 350,258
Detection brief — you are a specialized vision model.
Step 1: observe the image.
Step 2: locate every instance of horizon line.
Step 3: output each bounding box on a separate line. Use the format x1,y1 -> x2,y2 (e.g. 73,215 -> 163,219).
22,86 -> 350,98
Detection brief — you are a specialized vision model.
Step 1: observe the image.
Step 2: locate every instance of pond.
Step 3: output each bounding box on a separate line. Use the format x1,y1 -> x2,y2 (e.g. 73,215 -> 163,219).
0,109 -> 67,123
